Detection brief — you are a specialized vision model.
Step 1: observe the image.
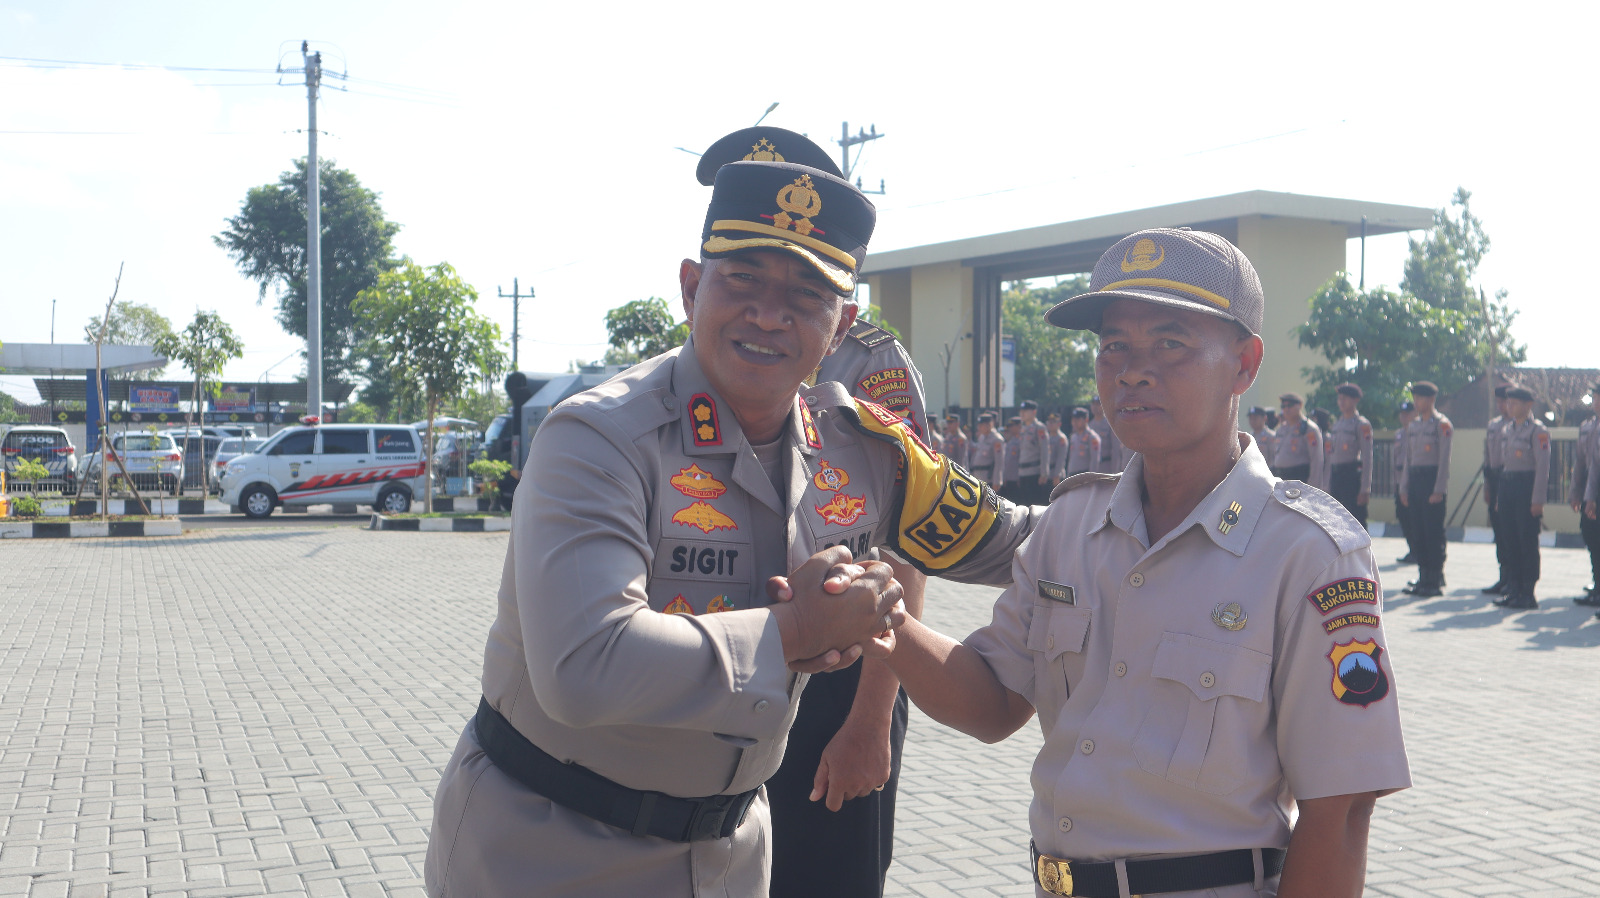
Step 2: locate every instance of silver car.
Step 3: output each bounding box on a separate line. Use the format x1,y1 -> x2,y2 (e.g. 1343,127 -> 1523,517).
84,432 -> 185,495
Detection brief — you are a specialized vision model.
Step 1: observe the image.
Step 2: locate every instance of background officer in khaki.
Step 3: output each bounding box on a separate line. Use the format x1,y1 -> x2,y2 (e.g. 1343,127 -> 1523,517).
872,228 -> 1410,898
1017,400 -> 1050,503
1481,385 -> 1512,595
1247,405 -> 1276,469
1490,386 -> 1550,610
1044,412 -> 1070,486
942,413 -> 971,468
969,412 -> 1006,487
1399,381 -> 1453,597
1064,407 -> 1100,478
1272,392 -> 1322,485
425,157 -> 1034,898
1001,415 -> 1024,502
1324,382 -> 1374,525
1087,396 -> 1124,473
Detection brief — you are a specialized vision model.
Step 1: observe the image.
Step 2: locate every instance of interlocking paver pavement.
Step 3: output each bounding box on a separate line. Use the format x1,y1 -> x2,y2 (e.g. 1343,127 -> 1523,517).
2,528 -> 1598,896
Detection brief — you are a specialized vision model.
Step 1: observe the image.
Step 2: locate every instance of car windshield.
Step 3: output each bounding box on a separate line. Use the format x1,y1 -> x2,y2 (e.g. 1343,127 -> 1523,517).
485,416 -> 509,441
218,439 -> 241,453
114,434 -> 172,452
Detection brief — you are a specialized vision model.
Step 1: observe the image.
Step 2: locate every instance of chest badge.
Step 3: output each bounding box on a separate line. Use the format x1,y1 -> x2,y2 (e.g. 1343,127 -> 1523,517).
1218,501 -> 1243,535
812,459 -> 851,492
1038,580 -> 1075,605
1212,602 -> 1248,631
815,492 -> 867,526
671,464 -> 727,499
663,595 -> 694,615
705,595 -> 735,613
672,500 -> 738,533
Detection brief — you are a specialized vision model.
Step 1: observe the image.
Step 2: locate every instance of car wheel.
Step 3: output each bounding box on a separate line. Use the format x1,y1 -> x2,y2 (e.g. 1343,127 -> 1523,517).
240,485 -> 275,519
376,485 -> 411,514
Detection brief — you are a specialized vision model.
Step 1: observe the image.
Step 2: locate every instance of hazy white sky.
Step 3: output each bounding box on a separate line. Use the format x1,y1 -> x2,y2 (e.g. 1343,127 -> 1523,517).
3,1 -> 1595,403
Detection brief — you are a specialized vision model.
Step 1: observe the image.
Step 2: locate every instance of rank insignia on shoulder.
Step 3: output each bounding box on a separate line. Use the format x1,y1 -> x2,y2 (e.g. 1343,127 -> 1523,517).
797,396 -> 822,449
1038,580 -> 1075,605
689,393 -> 721,447
1328,638 -> 1390,707
1212,602 -> 1247,631
848,321 -> 895,348
663,595 -> 695,615
1218,501 -> 1243,535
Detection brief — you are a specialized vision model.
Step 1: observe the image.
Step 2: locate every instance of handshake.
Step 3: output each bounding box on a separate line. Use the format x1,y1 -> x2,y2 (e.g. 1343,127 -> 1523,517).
767,544 -> 906,674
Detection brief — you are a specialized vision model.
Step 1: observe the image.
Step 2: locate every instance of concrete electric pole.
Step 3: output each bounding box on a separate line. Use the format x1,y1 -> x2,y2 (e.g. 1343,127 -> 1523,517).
839,122 -> 887,195
302,41 -> 324,419
498,279 -> 533,370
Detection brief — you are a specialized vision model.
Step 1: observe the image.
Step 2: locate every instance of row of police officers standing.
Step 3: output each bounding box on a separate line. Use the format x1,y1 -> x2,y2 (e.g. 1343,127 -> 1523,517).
929,400 -> 1128,507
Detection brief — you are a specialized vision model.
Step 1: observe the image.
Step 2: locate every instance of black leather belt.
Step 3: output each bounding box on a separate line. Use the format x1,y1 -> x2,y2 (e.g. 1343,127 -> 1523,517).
473,697 -> 758,842
1031,842 -> 1285,897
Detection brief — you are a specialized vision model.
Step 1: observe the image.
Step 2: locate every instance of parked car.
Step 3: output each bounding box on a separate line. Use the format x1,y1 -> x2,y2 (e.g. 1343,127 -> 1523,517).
210,437 -> 266,492
1,425 -> 78,493
84,432 -> 184,495
160,429 -> 227,490
217,423 -> 426,518
429,431 -> 480,485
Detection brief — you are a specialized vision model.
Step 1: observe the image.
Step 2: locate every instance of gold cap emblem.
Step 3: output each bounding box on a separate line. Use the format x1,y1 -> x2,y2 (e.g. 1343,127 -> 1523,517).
743,138 -> 785,163
1120,237 -> 1165,273
773,174 -> 822,236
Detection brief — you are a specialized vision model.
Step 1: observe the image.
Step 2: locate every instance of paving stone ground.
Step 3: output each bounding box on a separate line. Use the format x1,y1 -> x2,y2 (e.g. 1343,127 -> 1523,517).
2,527 -> 1597,897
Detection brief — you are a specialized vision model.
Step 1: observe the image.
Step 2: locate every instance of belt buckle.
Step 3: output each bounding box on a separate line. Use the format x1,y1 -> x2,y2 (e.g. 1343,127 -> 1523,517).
1035,853 -> 1073,896
686,794 -> 731,841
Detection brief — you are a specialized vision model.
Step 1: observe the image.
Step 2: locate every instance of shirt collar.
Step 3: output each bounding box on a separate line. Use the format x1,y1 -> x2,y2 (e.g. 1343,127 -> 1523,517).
1089,433 -> 1275,558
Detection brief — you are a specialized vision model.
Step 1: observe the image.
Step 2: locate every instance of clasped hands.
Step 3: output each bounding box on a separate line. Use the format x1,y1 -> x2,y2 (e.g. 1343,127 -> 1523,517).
767,544 -> 906,674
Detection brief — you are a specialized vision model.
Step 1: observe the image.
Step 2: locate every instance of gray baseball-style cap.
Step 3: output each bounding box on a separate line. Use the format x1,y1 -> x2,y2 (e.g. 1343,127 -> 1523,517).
1045,228 -> 1265,335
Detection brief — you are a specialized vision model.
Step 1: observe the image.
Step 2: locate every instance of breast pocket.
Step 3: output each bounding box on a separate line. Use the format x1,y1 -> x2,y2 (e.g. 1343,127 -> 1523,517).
1133,632 -> 1272,795
1026,603 -> 1092,712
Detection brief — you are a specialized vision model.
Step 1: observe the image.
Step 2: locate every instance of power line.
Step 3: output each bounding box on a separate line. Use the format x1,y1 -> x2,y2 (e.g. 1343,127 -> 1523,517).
0,55 -> 278,74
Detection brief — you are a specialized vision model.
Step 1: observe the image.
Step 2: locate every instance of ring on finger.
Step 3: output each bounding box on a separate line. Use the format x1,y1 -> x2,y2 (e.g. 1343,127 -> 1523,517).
881,613 -> 893,630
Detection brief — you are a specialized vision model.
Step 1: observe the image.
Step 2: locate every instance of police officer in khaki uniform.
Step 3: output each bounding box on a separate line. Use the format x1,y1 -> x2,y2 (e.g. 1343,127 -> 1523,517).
1324,383 -> 1374,526
1002,415 -> 1025,502
1044,412 -> 1070,485
969,412 -> 1006,487
1247,405 -> 1276,469
425,155 -> 1036,898
1087,396 -> 1123,473
1017,400 -> 1050,503
1480,385 -> 1512,595
873,228 -> 1410,898
942,413 -> 971,469
1573,394 -> 1600,608
1393,401 -> 1415,562
1272,393 -> 1322,486
1399,381 -> 1453,597
1065,407 -> 1100,479
1490,386 -> 1550,610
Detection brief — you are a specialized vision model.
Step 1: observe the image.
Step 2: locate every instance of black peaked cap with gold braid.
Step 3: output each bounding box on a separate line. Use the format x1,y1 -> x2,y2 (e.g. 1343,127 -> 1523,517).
696,127 -> 844,185
702,161 -> 875,296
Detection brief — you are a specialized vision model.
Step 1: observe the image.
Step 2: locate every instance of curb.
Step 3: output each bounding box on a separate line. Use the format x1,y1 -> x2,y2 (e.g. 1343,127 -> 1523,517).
59,498 -> 233,516
0,518 -> 183,539
368,513 -> 510,533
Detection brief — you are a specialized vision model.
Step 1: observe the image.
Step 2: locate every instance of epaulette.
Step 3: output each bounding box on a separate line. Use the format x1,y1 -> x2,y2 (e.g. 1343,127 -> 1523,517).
846,320 -> 897,349
1272,481 -> 1370,554
1049,471 -> 1120,502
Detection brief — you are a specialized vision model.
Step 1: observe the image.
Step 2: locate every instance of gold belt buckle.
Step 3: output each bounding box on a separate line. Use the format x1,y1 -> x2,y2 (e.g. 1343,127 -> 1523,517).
1035,853 -> 1073,896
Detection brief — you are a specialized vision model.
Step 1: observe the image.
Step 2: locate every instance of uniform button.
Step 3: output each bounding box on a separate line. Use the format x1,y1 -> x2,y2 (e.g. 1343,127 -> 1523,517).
1047,634 -> 1055,650
1058,817 -> 1073,832
754,700 -> 769,713
804,395 -> 817,405
1114,661 -> 1127,677
1080,739 -> 1094,755
1199,672 -> 1216,689
1285,488 -> 1301,499
662,396 -> 677,412
1128,572 -> 1144,588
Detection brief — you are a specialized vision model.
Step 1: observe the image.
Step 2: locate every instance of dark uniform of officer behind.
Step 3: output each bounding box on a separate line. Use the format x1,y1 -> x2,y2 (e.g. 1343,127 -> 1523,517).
1490,386 -> 1550,610
1399,382 -> 1452,596
1480,385 -> 1512,595
1572,392 -> 1600,608
1325,383 -> 1374,525
1393,401 -> 1415,561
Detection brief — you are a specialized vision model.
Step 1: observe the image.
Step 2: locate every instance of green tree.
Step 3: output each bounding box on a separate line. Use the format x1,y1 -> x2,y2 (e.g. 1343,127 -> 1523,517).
354,259 -> 507,509
856,303 -> 901,339
602,297 -> 689,365
1002,276 -> 1096,411
0,389 -> 23,424
1297,189 -> 1525,428
213,158 -> 401,385
82,302 -> 175,379
154,310 -> 245,492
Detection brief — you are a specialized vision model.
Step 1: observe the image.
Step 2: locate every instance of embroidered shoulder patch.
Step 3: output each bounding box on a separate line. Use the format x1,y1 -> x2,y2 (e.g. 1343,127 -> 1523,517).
858,367 -> 910,403
1440,420 -> 1453,436
1328,639 -> 1391,707
1307,577 -> 1378,616
1324,611 -> 1380,633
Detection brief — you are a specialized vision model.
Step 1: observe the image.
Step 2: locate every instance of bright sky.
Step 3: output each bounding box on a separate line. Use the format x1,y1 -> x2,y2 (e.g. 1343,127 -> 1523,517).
3,1 -> 1595,404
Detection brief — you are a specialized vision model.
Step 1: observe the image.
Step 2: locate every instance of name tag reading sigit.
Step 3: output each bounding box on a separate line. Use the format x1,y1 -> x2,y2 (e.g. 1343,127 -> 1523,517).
1038,580 -> 1075,605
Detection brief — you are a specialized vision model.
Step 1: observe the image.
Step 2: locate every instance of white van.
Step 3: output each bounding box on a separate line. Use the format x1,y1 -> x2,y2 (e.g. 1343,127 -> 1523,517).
218,423 -> 425,518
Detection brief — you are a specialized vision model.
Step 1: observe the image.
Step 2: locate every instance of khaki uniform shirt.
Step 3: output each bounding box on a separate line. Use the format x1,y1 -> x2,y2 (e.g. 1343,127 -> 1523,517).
943,429 -> 971,469
1064,429 -> 1100,479
1019,419 -> 1049,478
1045,431 -> 1069,481
1272,419 -> 1323,485
1088,416 -> 1122,473
1572,418 -> 1600,506
966,437 -> 1411,894
1004,433 -> 1023,483
1500,417 -> 1551,501
1325,414 -> 1374,494
816,320 -> 929,440
1254,426 -> 1277,468
1485,415 -> 1508,471
426,342 -> 1031,898
1399,412 -> 1453,496
970,430 -> 1007,486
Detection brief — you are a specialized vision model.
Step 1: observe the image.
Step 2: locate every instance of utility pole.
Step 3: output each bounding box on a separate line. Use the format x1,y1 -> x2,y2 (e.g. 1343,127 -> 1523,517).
498,278 -> 533,370
839,122 -> 886,194
1359,215 -> 1367,290
303,41 -> 324,420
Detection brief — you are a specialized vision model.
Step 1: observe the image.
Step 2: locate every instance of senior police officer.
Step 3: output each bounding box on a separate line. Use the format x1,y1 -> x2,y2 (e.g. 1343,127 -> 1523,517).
1398,381 -> 1453,597
424,154 -> 1036,898
969,412 -> 1006,487
1272,393 -> 1322,485
1490,386 -> 1550,610
872,228 -> 1410,898
1324,383 -> 1374,525
1087,396 -> 1123,473
691,125 -> 941,898
1480,385 -> 1512,595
